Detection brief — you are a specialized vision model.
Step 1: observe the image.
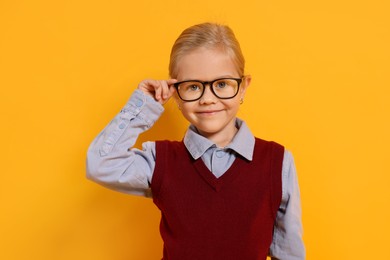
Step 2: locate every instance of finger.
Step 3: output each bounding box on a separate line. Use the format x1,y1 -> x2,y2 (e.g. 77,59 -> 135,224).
161,80 -> 171,99
166,78 -> 178,86
159,79 -> 177,100
168,85 -> 176,96
138,79 -> 177,104
166,79 -> 178,99
138,79 -> 158,92
153,81 -> 163,101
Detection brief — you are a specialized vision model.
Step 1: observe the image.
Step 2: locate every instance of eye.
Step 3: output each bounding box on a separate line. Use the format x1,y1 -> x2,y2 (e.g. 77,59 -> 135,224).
180,82 -> 202,92
215,80 -> 227,89
188,84 -> 200,91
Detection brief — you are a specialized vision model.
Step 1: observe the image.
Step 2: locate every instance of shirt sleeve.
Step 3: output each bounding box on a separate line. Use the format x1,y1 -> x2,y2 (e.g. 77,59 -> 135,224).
86,89 -> 162,197
269,150 -> 306,260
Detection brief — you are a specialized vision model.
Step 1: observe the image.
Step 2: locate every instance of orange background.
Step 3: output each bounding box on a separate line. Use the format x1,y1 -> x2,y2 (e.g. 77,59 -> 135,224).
1,0 -> 389,259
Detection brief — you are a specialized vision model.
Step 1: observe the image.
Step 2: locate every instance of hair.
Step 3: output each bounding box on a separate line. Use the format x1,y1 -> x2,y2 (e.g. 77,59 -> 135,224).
169,23 -> 245,78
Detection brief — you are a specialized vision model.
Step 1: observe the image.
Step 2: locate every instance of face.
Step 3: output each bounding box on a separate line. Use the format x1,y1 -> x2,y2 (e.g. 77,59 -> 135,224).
175,47 -> 251,145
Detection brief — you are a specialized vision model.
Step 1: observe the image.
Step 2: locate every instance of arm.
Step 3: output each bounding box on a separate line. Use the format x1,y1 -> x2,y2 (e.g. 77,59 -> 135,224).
86,89 -> 163,196
86,79 -> 177,196
269,150 -> 306,260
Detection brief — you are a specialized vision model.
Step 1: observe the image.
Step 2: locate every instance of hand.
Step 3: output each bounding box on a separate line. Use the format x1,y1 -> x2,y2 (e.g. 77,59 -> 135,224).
137,79 -> 178,105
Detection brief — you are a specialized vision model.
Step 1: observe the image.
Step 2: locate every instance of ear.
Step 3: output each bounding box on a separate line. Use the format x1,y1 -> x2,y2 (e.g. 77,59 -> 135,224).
240,75 -> 251,96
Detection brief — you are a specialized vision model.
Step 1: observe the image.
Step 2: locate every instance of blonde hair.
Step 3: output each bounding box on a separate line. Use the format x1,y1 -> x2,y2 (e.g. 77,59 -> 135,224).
169,23 -> 245,78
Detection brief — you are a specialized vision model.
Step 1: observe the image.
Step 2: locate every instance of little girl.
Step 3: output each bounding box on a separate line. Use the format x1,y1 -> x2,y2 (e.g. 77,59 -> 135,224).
87,23 -> 305,260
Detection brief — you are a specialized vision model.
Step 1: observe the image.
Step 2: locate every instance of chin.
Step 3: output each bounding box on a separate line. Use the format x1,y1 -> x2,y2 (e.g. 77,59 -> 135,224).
196,124 -> 224,135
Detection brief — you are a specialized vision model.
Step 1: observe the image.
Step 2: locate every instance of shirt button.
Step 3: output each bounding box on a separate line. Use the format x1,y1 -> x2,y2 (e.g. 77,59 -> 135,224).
119,123 -> 126,129
215,150 -> 225,158
135,99 -> 143,107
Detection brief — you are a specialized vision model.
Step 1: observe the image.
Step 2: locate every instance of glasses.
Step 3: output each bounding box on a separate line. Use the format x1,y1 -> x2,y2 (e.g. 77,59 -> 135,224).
173,77 -> 243,102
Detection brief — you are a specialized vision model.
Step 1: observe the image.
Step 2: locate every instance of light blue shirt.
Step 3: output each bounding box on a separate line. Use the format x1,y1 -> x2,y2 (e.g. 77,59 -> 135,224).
86,89 -> 305,259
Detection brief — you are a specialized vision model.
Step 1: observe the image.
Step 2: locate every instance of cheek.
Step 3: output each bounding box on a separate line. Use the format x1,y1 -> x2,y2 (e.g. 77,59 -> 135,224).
225,99 -> 241,110
179,102 -> 194,116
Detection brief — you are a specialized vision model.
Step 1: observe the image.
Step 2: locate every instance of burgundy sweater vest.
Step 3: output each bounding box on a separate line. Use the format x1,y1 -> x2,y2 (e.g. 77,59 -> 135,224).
151,138 -> 284,260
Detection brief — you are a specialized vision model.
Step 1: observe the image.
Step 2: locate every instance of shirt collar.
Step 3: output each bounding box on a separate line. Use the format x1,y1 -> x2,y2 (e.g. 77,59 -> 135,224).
183,118 -> 255,161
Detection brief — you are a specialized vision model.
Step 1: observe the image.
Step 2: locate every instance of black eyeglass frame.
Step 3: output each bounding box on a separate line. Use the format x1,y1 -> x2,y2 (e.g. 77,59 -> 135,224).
173,77 -> 243,102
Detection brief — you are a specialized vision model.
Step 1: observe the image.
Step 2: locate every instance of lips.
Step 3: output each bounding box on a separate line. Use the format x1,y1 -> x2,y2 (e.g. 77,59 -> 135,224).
196,109 -> 223,116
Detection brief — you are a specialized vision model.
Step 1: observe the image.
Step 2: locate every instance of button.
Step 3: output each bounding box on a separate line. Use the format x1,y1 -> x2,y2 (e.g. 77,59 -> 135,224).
135,99 -> 143,107
215,149 -> 225,158
119,123 -> 126,129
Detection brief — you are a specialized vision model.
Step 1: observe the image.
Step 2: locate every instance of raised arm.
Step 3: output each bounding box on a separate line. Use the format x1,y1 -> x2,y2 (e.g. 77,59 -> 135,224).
86,79 -> 177,197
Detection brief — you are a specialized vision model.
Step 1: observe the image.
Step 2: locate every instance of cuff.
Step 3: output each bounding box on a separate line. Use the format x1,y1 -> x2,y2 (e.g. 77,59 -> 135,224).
120,89 -> 164,127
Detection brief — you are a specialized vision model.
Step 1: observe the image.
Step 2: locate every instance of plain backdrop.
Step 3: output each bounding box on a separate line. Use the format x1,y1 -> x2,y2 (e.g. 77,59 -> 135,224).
1,0 -> 389,259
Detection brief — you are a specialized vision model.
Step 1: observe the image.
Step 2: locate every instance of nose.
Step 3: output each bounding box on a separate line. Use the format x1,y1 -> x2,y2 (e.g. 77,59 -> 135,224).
199,84 -> 217,104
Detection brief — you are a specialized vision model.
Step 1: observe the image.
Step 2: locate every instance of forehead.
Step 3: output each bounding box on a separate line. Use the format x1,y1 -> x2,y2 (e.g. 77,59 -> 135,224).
176,47 -> 240,81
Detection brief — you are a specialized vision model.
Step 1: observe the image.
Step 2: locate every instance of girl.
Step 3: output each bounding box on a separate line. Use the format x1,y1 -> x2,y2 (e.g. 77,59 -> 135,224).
87,23 -> 305,260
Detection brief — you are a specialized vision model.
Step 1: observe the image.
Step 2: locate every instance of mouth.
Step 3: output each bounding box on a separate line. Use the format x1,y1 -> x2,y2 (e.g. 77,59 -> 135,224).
196,109 -> 223,116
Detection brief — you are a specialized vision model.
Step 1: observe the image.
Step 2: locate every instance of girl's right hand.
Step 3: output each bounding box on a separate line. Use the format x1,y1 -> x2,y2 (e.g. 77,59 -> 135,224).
137,79 -> 178,105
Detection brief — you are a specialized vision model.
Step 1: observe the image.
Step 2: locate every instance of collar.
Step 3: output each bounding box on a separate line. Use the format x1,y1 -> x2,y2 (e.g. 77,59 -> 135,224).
183,118 -> 255,161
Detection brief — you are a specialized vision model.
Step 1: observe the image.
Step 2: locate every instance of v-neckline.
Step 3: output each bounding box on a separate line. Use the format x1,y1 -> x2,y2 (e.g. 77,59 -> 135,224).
192,156 -> 246,192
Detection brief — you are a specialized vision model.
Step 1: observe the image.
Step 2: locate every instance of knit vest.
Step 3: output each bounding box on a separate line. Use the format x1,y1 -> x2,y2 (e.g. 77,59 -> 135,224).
151,138 -> 284,260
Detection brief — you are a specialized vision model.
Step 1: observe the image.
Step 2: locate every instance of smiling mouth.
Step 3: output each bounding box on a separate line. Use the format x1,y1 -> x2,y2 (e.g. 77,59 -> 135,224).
196,110 -> 222,116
